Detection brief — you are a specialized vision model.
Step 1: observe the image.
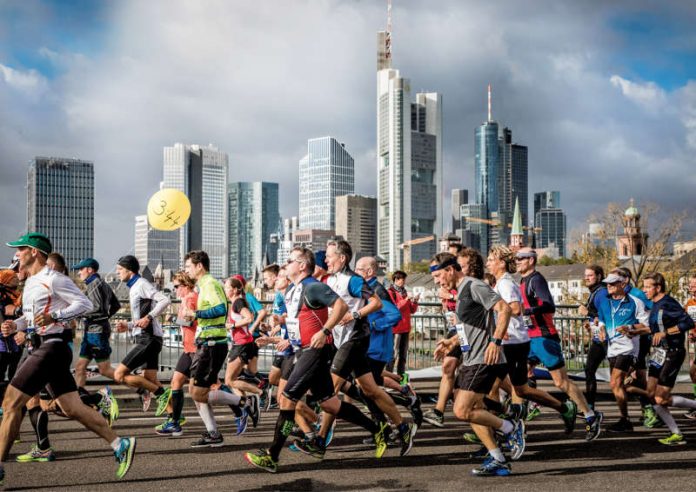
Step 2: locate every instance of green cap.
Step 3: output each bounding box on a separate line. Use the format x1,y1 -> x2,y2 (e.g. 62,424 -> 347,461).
6,232 -> 53,255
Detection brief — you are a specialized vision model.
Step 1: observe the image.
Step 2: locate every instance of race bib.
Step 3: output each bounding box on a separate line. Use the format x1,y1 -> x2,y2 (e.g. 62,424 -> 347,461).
286,318 -> 302,348
455,324 -> 470,353
687,306 -> 696,322
649,347 -> 666,369
24,305 -> 36,333
522,314 -> 533,328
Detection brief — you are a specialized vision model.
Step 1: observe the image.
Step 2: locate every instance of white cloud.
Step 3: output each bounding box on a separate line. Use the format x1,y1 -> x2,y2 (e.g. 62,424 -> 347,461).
0,63 -> 47,99
610,75 -> 667,110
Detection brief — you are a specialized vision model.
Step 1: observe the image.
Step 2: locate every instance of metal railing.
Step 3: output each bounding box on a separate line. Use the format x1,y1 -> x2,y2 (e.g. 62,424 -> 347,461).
78,301 -> 695,375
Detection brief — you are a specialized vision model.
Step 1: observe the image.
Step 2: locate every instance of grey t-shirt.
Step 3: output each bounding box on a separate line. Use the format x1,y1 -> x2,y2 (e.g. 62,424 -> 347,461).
454,277 -> 504,366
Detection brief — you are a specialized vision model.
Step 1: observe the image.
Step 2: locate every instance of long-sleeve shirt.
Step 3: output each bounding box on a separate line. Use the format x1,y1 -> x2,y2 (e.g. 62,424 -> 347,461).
520,270 -> 557,338
81,273 -> 119,334
648,294 -> 695,350
15,266 -> 93,337
126,275 -> 170,337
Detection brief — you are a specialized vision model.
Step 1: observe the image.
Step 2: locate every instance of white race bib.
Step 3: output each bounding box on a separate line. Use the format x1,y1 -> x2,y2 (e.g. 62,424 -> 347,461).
286,318 -> 302,348
523,314 -> 533,328
687,306 -> 696,322
455,324 -> 470,352
649,347 -> 666,368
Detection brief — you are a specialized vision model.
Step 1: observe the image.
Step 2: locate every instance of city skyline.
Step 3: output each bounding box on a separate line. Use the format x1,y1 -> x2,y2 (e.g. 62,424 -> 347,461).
1,1 -> 695,267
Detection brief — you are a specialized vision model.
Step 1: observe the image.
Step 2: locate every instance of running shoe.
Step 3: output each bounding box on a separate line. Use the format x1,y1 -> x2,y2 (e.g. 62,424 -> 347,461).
190,431 -> 224,448
155,416 -> 187,431
658,433 -> 686,446
325,418 -> 337,447
561,400 -> 578,434
248,394 -> 260,428
408,395 -> 424,428
399,373 -> 410,386
236,408 -> 249,435
398,422 -> 417,457
526,402 -> 541,421
506,419 -> 526,461
471,456 -> 511,477
423,409 -> 445,428
644,411 -> 662,429
607,417 -> 633,433
140,390 -> 152,412
585,411 -> 603,441
244,449 -> 277,473
259,384 -> 269,411
156,420 -> 183,437
155,387 -> 172,417
16,446 -> 56,463
114,437 -> 137,480
288,424 -> 304,439
373,421 -> 389,458
468,445 -> 490,460
463,432 -> 481,444
99,386 -> 120,427
685,410 -> 696,420
293,437 -> 326,460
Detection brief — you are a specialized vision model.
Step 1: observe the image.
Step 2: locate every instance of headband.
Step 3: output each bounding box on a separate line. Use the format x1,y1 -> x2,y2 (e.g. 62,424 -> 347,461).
429,257 -> 458,273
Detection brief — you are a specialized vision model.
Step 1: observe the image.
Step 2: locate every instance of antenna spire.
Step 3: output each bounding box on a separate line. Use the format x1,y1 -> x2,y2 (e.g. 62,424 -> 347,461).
487,83 -> 492,122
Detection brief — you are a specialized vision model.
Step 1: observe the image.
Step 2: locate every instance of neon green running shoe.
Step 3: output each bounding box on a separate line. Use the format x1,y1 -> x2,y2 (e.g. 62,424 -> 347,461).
373,421 -> 389,459
114,437 -> 137,479
526,404 -> 542,422
155,387 -> 172,417
16,446 -> 56,463
244,449 -> 278,473
463,432 -> 481,444
155,416 -> 187,432
658,433 -> 686,446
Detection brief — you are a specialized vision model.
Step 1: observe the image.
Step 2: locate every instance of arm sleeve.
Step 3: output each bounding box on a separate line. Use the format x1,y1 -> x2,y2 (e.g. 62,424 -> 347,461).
52,274 -> 93,321
142,282 -> 170,318
469,279 -> 502,311
304,282 -> 340,309
196,303 -> 227,319
525,276 -> 555,315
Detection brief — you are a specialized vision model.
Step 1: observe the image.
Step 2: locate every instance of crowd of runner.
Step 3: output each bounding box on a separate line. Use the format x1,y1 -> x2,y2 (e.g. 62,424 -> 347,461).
0,231 -> 695,485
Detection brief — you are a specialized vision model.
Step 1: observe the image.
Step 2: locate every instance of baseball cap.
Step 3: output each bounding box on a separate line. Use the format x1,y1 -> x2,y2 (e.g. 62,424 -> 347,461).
6,232 -> 52,255
603,273 -> 627,284
72,258 -> 100,271
315,250 -> 328,271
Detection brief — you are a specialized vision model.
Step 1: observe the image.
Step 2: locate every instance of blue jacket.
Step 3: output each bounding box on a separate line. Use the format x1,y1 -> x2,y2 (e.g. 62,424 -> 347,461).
366,277 -> 402,363
595,290 -> 649,358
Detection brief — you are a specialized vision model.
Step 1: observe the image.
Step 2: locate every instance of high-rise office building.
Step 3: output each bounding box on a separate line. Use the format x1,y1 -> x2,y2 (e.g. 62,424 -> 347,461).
299,137 -> 354,231
534,191 -> 561,218
27,157 -> 94,268
499,127 -> 528,227
228,182 -> 280,279
451,189 -> 468,233
377,15 -> 442,269
475,86 -> 500,217
335,194 -> 377,260
162,143 -> 229,277
535,206 -> 567,257
134,215 -> 179,271
460,203 -> 488,254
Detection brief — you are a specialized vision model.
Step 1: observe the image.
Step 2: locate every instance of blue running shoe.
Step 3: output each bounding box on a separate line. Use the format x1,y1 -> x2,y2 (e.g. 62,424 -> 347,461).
156,420 -> 183,437
506,419 -> 526,461
236,407 -> 249,435
471,456 -> 511,477
325,418 -> 336,447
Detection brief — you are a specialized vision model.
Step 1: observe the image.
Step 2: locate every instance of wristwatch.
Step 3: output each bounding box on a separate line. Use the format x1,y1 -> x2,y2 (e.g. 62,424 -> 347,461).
322,328 -> 332,336
489,337 -> 503,346
352,311 -> 361,320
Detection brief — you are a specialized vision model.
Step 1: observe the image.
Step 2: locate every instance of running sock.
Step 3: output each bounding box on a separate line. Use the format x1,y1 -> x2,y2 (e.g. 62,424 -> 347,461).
28,407 -> 50,451
653,405 -> 680,435
499,419 -> 514,435
483,397 -> 504,414
389,392 -> 411,408
110,438 -> 122,451
154,387 -> 165,397
208,389 -> 242,407
194,401 -> 218,433
489,447 -> 506,462
528,377 -> 537,389
671,395 -> 696,410
269,409 -> 296,460
342,383 -> 365,404
336,401 -> 379,434
171,390 -> 184,422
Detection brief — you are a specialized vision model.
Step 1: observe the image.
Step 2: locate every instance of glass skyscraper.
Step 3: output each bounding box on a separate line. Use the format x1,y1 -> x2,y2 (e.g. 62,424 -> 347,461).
299,137 -> 354,231
27,157 -> 94,268
535,208 -> 567,257
228,182 -> 280,279
134,215 -> 179,271
475,120 -> 500,215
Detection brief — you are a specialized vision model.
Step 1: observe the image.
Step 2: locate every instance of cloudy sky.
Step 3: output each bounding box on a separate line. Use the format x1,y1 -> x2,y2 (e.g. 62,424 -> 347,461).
1,0 -> 695,268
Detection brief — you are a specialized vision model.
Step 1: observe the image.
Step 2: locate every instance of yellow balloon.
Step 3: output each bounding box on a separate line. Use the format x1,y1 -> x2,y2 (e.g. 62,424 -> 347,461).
147,189 -> 191,231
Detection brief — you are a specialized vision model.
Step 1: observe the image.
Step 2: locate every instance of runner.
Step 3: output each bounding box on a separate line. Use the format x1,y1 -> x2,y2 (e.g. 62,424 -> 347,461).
155,271 -> 197,436
0,233 -> 136,485
594,271 -> 650,432
113,255 -> 172,416
244,246 -> 388,472
430,252 -> 525,477
516,247 -> 602,440
683,274 -> 696,420
183,250 -> 254,447
486,246 -> 576,431
579,265 -> 608,410
0,269 -> 22,411
315,240 -> 416,456
641,273 -> 696,445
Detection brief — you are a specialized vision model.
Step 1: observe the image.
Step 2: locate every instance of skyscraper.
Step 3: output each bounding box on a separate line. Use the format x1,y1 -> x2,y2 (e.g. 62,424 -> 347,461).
499,127 -> 529,228
475,85 -> 500,216
27,157 -> 94,268
299,137 -> 354,231
451,189 -> 468,233
534,191 -> 561,218
228,182 -> 280,279
134,215 -> 179,271
534,191 -> 566,257
163,143 -> 229,278
377,11 -> 442,269
335,194 -> 377,260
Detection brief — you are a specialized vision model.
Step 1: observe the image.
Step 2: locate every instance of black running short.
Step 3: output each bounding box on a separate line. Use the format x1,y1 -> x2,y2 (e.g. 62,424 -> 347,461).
191,342 -> 227,388
503,342 -> 530,387
648,347 -> 685,388
121,334 -> 162,371
367,357 -> 387,386
272,354 -> 295,381
455,363 -> 508,394
228,341 -> 258,364
635,335 -> 651,371
330,336 -> 371,380
11,340 -> 76,399
608,354 -> 636,373
446,329 -> 462,359
283,345 -> 335,403
174,352 -> 195,377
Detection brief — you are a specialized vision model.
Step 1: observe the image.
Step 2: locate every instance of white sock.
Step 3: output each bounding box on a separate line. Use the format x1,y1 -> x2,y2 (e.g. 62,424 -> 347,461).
196,402 -> 218,433
110,438 -> 122,451
489,447 -> 505,462
584,409 -> 595,419
208,389 -> 241,407
500,419 -> 514,434
671,396 -> 696,410
653,405 -> 680,435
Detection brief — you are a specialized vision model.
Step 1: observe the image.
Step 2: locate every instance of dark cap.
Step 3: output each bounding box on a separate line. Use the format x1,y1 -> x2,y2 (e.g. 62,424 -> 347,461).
6,232 -> 52,255
117,255 -> 140,274
72,258 -> 99,271
315,250 -> 328,271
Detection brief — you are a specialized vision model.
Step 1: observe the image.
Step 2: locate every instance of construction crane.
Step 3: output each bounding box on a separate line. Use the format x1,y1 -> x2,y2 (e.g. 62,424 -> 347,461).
399,235 -> 435,266
463,216 -> 541,232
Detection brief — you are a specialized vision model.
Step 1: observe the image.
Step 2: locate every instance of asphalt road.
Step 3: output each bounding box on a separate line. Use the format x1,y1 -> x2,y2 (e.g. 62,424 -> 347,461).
3,382 -> 696,491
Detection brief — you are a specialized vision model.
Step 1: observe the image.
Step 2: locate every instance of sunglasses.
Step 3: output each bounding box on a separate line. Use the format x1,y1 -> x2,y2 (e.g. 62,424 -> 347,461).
173,284 -> 182,288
